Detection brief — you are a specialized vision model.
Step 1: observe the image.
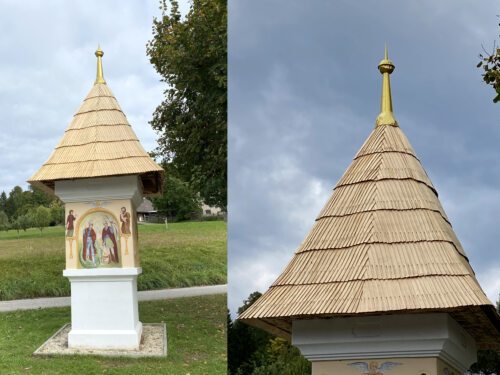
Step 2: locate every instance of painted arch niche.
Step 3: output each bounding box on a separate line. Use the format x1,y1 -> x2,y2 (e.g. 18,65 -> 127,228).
77,209 -> 121,268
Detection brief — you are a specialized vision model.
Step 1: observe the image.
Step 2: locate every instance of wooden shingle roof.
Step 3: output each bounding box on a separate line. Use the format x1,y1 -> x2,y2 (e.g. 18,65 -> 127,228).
28,47 -> 163,195
239,50 -> 500,349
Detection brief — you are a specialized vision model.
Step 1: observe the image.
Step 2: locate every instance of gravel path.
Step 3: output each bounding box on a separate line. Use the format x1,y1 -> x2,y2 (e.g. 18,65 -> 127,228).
0,284 -> 227,312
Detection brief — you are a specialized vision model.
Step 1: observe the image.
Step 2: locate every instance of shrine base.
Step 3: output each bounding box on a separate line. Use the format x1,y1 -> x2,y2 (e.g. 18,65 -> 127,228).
63,267 -> 142,350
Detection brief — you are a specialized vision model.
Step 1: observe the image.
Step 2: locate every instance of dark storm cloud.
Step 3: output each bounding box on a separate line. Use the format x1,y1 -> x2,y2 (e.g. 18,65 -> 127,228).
228,0 -> 500,315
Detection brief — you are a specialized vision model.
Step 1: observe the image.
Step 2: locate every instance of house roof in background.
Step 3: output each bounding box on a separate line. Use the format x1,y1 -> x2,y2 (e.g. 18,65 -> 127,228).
137,198 -> 156,213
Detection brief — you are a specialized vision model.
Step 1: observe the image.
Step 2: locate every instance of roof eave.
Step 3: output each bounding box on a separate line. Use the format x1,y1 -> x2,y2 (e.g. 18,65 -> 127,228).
28,168 -> 165,196
239,304 -> 500,349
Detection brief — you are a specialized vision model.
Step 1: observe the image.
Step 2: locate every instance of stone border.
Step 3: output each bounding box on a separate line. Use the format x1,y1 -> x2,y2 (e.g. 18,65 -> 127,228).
33,323 -> 167,358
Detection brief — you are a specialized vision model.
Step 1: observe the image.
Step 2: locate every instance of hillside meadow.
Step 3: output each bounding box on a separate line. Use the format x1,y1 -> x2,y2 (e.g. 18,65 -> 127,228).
0,221 -> 226,300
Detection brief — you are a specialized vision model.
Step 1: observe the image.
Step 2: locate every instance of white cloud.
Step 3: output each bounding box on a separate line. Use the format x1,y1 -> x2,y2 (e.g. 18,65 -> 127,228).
477,267 -> 500,305
0,0 -> 191,194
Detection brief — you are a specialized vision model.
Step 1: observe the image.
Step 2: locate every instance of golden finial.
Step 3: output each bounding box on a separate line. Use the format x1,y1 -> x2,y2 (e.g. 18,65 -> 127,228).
375,44 -> 397,127
94,45 -> 106,85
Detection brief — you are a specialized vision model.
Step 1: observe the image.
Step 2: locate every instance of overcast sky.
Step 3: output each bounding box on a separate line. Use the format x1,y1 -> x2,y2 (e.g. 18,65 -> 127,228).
0,0 -> 189,194
2,1 -> 499,319
228,1 -> 500,315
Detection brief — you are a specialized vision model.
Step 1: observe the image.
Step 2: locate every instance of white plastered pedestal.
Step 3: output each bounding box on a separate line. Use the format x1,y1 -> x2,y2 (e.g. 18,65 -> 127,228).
63,267 -> 142,350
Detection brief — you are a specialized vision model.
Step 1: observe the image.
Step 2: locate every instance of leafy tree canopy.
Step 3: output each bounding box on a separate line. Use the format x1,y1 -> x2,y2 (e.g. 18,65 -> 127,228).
478,19 -> 500,102
2,185 -> 55,221
152,164 -> 202,221
251,337 -> 311,375
0,211 -> 9,232
469,296 -> 500,375
229,291 -> 310,375
49,200 -> 65,226
147,0 -> 227,209
30,205 -> 51,235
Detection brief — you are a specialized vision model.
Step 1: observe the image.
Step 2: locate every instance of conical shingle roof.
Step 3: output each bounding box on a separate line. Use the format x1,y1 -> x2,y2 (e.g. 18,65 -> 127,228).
28,47 -> 163,195
239,50 -> 500,349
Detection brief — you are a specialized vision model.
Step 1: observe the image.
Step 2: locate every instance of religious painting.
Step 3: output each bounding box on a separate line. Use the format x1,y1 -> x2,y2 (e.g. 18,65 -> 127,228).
65,210 -> 77,237
65,209 -> 77,260
348,361 -> 401,375
120,207 -> 131,234
77,209 -> 121,268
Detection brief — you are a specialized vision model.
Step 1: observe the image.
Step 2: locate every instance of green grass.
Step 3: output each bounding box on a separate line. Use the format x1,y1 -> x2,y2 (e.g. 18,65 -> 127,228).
0,294 -> 227,375
0,221 -> 226,300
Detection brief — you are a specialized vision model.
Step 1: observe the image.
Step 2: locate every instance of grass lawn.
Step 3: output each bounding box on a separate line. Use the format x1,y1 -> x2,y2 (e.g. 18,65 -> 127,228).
0,221 -> 226,300
0,294 -> 227,375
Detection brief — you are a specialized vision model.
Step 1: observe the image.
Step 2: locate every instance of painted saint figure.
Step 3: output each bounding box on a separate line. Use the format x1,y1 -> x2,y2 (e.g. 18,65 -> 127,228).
82,222 -> 97,264
120,207 -> 131,234
66,210 -> 76,237
102,221 -> 119,263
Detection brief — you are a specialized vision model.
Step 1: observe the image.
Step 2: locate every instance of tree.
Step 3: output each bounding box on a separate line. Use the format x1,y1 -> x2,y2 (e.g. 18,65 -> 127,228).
11,216 -> 21,238
11,215 -> 30,238
49,200 -> 65,226
17,214 -> 31,232
469,296 -> 500,374
5,186 -> 25,220
30,206 -> 51,235
0,211 -> 9,233
11,214 -> 32,238
478,19 -> 500,102
228,292 -> 311,374
229,292 -> 272,375
152,172 -> 201,221
28,185 -> 54,207
147,0 -> 227,209
0,192 -> 7,213
252,338 -> 311,375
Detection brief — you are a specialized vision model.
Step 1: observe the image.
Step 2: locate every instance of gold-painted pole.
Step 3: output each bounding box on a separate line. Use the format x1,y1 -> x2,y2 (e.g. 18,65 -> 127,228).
68,238 -> 74,259
375,44 -> 398,127
124,234 -> 129,255
94,45 -> 106,85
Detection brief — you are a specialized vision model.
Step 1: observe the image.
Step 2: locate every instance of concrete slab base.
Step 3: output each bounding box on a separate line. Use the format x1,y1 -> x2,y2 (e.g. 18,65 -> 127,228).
33,323 -> 167,358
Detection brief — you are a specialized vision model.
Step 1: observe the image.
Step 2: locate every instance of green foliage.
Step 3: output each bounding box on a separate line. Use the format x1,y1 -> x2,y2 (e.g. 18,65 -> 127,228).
0,211 -> 9,232
10,215 -> 32,238
478,20 -> 500,103
229,292 -> 310,375
0,185 -> 55,226
9,218 -> 20,237
470,350 -> 500,375
4,186 -> 24,220
49,200 -> 65,226
147,0 -> 227,209
0,192 -> 6,213
228,292 -> 272,375
251,338 -> 311,375
238,292 -> 261,314
152,165 -> 202,221
17,215 -> 31,232
470,296 -> 500,374
30,205 -> 51,235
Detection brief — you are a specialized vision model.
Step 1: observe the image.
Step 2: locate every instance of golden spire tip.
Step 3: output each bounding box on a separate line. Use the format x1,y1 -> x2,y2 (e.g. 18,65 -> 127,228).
94,45 -> 106,85
375,45 -> 397,127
